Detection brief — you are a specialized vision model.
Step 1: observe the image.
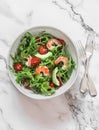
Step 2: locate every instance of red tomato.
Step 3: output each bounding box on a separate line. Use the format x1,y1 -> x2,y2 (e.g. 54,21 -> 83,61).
50,82 -> 55,87
57,38 -> 65,45
13,63 -> 23,71
38,45 -> 48,54
31,57 -> 41,66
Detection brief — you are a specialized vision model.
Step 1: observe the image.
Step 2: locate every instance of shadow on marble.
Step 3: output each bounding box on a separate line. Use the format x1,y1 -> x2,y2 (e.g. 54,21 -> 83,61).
16,75 -> 99,129
16,76 -> 79,128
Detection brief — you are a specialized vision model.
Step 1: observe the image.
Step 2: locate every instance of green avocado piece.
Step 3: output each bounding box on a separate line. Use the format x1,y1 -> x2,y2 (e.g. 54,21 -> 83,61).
52,67 -> 60,86
35,52 -> 52,59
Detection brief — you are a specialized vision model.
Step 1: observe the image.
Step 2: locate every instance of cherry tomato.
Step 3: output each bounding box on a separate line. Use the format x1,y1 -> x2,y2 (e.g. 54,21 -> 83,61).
31,57 -> 41,66
13,63 -> 23,72
38,45 -> 48,54
57,38 -> 65,45
50,82 -> 55,87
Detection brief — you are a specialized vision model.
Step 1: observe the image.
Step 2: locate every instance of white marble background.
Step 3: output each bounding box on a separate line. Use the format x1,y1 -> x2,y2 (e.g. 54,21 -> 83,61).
0,0 -> 99,130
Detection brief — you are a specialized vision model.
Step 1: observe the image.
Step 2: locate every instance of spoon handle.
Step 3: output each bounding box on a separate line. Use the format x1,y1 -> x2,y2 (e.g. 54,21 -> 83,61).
88,75 -> 97,97
85,59 -> 97,97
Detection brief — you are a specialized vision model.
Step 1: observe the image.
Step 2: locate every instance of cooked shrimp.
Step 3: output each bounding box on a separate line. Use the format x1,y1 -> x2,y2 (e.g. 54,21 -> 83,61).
46,38 -> 61,50
35,66 -> 50,76
55,56 -> 69,70
26,57 -> 32,67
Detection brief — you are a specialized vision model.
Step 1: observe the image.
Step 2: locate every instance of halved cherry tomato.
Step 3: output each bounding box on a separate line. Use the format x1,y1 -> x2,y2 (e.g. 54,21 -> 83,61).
38,45 -> 48,54
13,63 -> 23,72
50,82 -> 55,87
31,57 -> 41,66
57,38 -> 65,45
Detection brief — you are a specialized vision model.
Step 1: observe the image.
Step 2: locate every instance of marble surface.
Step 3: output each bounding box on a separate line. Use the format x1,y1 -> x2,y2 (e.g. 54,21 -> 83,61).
0,0 -> 99,130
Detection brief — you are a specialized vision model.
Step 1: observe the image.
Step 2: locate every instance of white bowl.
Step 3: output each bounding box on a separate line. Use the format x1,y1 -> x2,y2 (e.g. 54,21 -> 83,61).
8,26 -> 79,99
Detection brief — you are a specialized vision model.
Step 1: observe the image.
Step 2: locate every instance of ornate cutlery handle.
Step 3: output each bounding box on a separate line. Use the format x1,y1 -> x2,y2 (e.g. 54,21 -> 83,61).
87,75 -> 97,97
80,58 -> 97,97
80,59 -> 88,94
80,74 -> 88,94
86,59 -> 97,97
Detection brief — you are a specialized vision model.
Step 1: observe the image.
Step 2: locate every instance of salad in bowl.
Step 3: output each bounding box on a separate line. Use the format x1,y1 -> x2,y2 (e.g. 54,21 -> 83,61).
11,31 -> 76,96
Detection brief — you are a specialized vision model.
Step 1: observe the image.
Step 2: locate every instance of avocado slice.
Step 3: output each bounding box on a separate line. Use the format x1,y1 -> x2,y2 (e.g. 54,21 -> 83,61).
35,52 -> 52,59
52,67 -> 60,86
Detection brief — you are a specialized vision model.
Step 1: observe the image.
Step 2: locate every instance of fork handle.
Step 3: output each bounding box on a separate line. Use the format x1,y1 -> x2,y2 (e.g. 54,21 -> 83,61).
87,75 -> 97,97
80,74 -> 88,94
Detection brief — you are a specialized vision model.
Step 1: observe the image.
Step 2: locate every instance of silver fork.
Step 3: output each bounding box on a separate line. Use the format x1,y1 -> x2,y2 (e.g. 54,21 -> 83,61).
85,33 -> 97,96
76,41 -> 88,93
76,36 -> 97,96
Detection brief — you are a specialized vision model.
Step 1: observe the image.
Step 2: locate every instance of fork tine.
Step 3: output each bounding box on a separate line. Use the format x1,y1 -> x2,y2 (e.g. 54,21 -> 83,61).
76,40 -> 86,58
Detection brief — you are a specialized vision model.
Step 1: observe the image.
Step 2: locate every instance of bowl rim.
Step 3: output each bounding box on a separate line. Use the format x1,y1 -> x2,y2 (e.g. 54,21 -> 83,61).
7,26 -> 80,100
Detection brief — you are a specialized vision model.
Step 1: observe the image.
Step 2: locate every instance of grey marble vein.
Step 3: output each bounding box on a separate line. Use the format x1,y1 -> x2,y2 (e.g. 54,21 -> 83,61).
51,2 -> 99,128
0,39 -> 10,47
26,10 -> 33,25
0,0 -> 34,27
0,108 -> 14,130
0,70 -> 10,83
52,0 -> 99,37
0,89 -> 8,95
0,0 -> 24,25
64,89 -> 99,130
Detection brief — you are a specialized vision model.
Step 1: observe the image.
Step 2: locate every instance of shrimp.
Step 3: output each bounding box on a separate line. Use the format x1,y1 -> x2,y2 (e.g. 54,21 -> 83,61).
55,56 -> 69,70
26,57 -> 32,67
46,38 -> 61,50
35,66 -> 50,76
